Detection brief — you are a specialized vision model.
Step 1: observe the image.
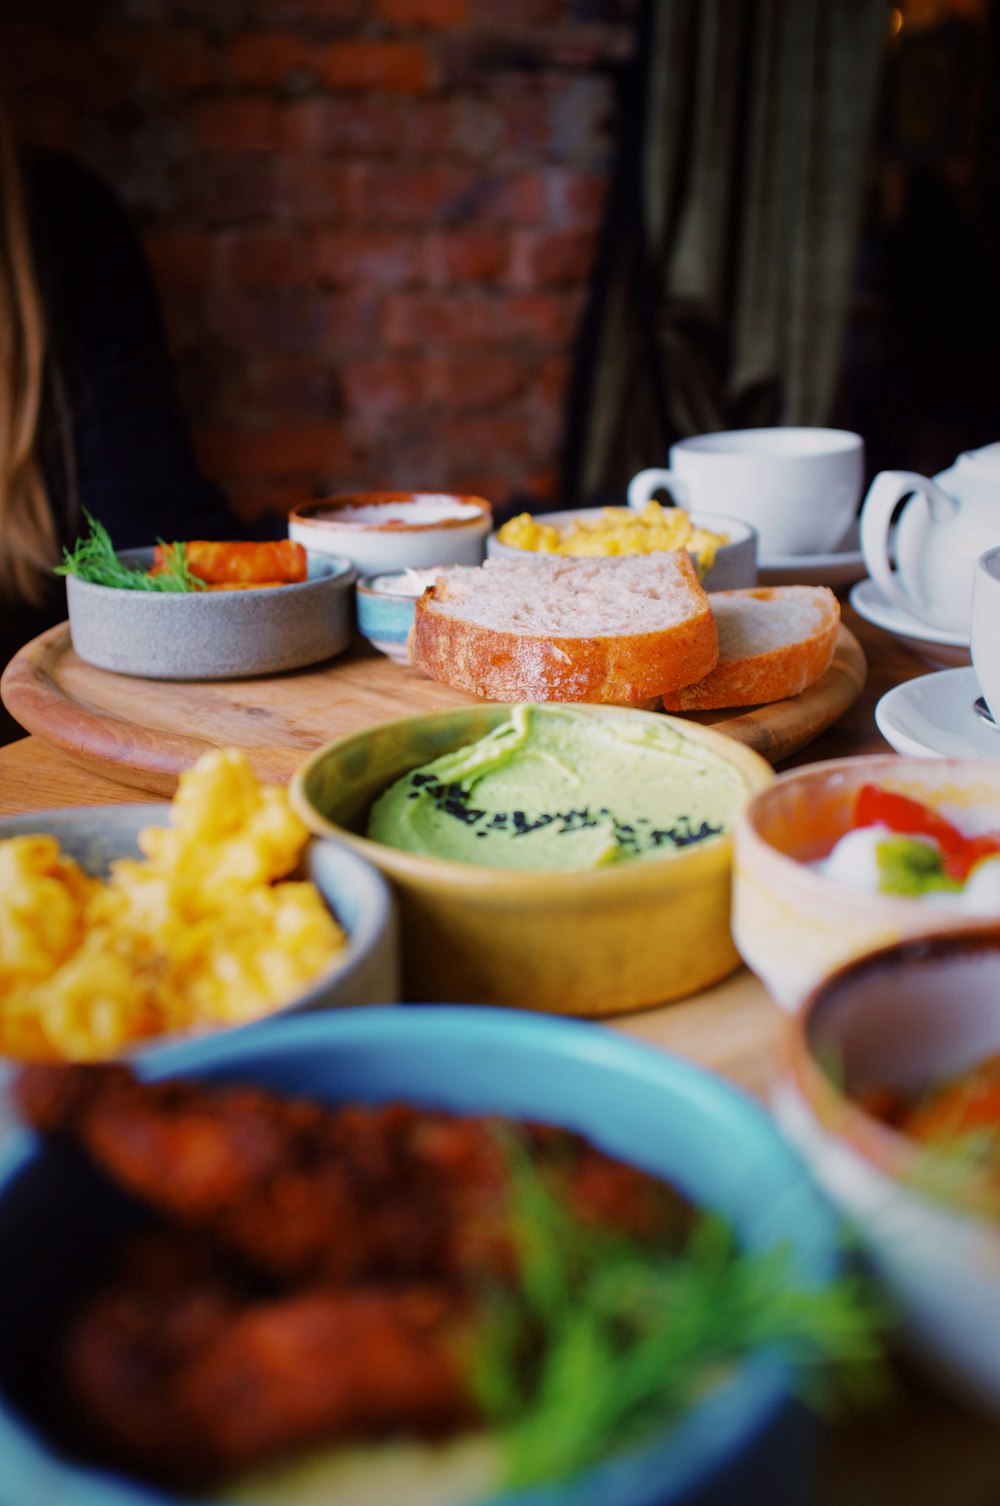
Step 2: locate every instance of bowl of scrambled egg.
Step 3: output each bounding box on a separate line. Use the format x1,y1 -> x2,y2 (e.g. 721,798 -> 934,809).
487,503 -> 758,591
0,749 -> 399,1062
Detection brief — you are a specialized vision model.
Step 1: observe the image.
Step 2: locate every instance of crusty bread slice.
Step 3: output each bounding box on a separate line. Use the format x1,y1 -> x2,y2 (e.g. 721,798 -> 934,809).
408,553 -> 718,703
660,586 -> 840,711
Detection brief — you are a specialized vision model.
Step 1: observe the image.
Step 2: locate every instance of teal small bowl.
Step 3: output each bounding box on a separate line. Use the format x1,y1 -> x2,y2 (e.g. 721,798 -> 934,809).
356,570 -> 438,663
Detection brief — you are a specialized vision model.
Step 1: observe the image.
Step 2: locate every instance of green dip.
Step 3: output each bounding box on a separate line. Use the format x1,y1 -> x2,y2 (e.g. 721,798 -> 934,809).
366,705 -> 748,872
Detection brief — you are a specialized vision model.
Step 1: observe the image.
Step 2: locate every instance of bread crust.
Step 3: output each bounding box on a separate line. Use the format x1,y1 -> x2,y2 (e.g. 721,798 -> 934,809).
660,587 -> 840,711
409,567 -> 719,704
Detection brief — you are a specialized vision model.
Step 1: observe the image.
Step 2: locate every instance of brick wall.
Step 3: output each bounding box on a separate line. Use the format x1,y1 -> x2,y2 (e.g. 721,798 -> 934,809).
2,1 -> 635,525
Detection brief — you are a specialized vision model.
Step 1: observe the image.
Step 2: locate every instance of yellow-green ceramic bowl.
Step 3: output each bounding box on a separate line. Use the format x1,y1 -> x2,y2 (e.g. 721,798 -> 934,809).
291,705 -> 772,1015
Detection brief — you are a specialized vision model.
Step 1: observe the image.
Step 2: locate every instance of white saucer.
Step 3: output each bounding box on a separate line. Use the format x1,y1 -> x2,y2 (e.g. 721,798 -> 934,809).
849,578 -> 971,669
875,667 -> 1000,759
758,543 -> 866,589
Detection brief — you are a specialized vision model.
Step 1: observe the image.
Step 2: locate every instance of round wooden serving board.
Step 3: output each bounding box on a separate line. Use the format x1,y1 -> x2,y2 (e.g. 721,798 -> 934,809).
1,622 -> 866,796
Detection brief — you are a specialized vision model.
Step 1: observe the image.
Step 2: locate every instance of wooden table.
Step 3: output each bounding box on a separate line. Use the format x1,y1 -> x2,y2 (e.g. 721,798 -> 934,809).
1,603 -> 997,1503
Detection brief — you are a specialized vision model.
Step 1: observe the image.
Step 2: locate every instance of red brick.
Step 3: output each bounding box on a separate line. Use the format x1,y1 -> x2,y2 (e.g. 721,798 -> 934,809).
376,0 -> 470,27
424,228 -> 509,285
218,230 -> 313,286
211,291 -> 337,356
392,100 -> 456,158
231,358 -> 341,422
273,162 -> 365,225
383,290 -> 581,347
225,31 -> 315,86
224,476 -> 317,525
479,172 -> 549,225
317,39 -> 433,94
214,289 -> 382,358
424,352 -> 526,409
544,168 -> 608,229
471,0 -> 565,24
256,0 -> 365,17
535,353 -> 571,406
340,358 -> 423,420
546,75 -> 614,165
487,95 -> 551,161
508,229 -> 595,288
174,158 -> 280,225
103,28 -> 219,93
312,231 -> 426,287
360,165 -> 478,226
143,231 -> 217,291
439,410 -> 550,468
282,99 -> 402,156
192,98 -> 283,153
194,422 -> 351,479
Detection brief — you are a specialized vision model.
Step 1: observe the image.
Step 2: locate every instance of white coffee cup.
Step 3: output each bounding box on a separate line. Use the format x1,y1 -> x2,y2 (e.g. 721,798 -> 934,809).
971,546 -> 1000,725
860,445 -> 1000,637
626,427 -> 864,558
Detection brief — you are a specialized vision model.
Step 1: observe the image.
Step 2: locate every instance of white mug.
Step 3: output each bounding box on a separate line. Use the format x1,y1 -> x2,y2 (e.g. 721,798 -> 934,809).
627,427 -> 864,558
860,445 -> 1000,636
972,546 -> 1000,725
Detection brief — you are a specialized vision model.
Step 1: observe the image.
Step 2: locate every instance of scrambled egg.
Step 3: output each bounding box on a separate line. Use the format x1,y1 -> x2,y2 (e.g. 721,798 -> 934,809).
0,750 -> 346,1061
496,502 -> 727,577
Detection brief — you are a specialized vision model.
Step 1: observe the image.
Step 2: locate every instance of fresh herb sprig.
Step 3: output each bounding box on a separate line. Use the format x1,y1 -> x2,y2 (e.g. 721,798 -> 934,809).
473,1139 -> 887,1490
55,510 -> 205,592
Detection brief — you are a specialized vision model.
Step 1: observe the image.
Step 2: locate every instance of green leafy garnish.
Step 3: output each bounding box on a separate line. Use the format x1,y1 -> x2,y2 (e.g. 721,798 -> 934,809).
55,510 -> 205,592
473,1139 -> 887,1490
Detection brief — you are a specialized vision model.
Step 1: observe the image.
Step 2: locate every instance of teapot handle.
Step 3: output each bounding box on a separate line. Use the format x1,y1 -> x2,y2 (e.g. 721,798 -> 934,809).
860,469 -> 959,616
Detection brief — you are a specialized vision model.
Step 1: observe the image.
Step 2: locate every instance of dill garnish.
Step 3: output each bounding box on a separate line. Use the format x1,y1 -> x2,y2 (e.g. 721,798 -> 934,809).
55,510 -> 205,592
473,1138 -> 887,1490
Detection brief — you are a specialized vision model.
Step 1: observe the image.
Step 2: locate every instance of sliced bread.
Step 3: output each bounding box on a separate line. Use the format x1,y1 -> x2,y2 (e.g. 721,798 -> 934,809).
660,586 -> 840,712
408,553 -> 719,703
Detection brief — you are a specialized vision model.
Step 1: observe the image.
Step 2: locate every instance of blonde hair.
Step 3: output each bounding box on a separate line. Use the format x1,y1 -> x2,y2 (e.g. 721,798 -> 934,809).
0,115 -> 59,607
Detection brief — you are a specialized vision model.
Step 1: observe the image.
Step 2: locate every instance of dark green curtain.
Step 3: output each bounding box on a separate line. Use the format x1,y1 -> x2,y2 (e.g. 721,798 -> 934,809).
563,0 -> 889,504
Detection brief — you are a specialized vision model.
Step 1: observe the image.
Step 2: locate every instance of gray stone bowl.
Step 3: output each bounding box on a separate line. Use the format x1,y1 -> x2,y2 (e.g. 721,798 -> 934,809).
66,548 -> 357,679
0,805 -> 400,1066
486,508 -> 758,591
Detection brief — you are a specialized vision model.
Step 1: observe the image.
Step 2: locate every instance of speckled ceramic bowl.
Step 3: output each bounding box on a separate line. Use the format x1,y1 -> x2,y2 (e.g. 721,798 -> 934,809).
486,508 -> 758,592
66,548 -> 356,680
291,704 -> 773,1015
733,755 -> 1000,1010
0,804 -> 399,1069
776,931 -> 1000,1411
289,492 -> 492,575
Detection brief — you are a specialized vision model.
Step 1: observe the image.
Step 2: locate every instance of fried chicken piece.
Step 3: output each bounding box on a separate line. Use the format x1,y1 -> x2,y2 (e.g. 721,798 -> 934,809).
64,1238 -> 475,1489
15,1065 -> 691,1287
150,539 -> 308,585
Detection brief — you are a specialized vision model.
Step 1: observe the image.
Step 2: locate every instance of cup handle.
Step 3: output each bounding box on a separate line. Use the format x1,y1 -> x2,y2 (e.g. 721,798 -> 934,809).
860,469 -> 959,616
627,468 -> 691,513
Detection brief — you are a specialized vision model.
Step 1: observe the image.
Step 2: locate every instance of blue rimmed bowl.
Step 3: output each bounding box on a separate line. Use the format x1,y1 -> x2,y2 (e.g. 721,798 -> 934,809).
0,1007 -> 839,1506
355,569 -> 443,664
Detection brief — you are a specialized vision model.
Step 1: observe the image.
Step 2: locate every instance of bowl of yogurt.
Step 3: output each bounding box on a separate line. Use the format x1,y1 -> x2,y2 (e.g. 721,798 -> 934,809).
733,755 -> 1000,1009
290,493 -> 492,576
355,568 -> 443,664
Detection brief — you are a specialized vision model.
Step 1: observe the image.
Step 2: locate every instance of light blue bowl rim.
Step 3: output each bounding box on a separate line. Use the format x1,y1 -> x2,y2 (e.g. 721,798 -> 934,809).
0,1007 -> 837,1506
66,546 -> 357,598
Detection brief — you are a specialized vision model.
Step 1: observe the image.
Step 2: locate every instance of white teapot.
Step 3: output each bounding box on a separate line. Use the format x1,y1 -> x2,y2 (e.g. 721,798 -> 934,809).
860,444 -> 1000,636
